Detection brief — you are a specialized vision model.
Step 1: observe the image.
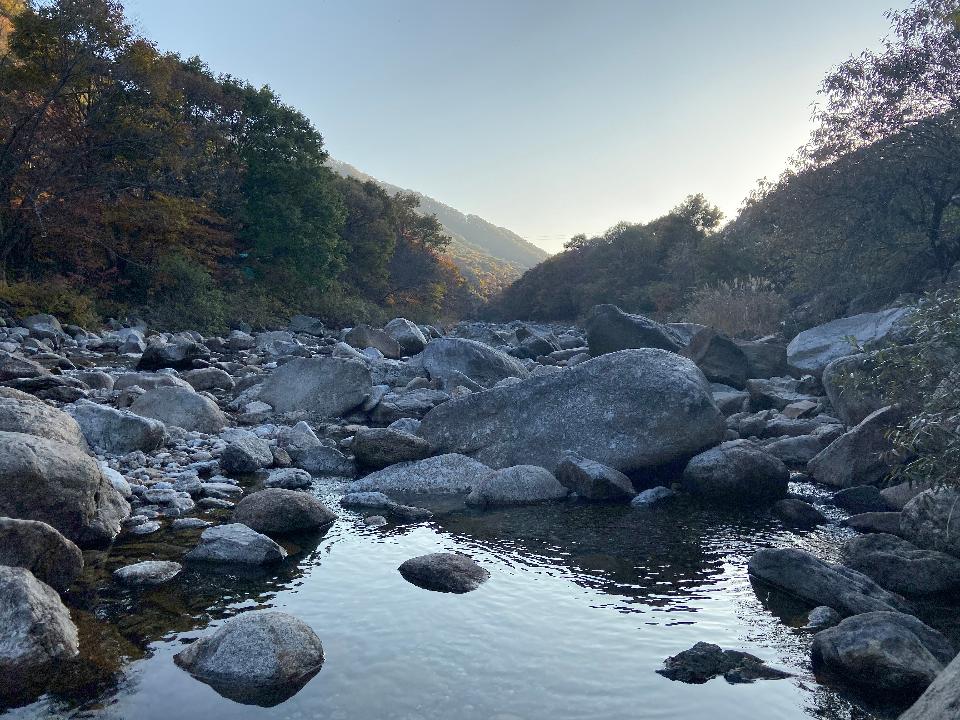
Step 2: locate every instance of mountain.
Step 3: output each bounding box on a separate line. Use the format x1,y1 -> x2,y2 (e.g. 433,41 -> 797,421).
328,159 -> 549,294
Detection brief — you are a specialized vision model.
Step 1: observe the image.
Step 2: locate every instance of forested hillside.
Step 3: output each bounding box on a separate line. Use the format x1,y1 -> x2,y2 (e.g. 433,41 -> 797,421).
0,0 -> 486,332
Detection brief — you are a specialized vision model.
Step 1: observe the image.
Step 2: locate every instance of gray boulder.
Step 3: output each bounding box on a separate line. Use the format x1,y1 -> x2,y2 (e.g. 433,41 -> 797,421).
842,533 -> 960,596
130,386 -> 227,434
0,517 -> 83,591
114,560 -> 182,586
0,388 -> 87,447
421,337 -> 529,387
746,377 -> 817,411
811,611 -> 953,699
764,435 -> 824,465
631,486 -> 678,506
182,367 -> 235,392
465,465 -> 568,508
773,499 -> 826,528
0,353 -> 47,382
0,431 -> 129,546
584,304 -> 683,356
287,314 -> 325,336
277,420 -> 321,461
686,328 -> 748,388
349,453 -> 493,495
220,431 -> 273,474
808,406 -> 897,488
351,427 -> 432,470
295,444 -> 355,477
682,440 -> 789,504
555,453 -> 635,501
344,324 -> 401,359
137,338 -> 210,371
833,485 -> 893,513
787,307 -> 912,375
264,468 -> 312,489
384,318 -> 428,355
370,388 -> 450,424
899,650 -> 960,720
657,641 -> 790,684
748,547 -> 909,616
736,340 -> 789,378
257,357 -> 372,418
398,552 -> 489,593
420,349 -> 725,473
845,512 -> 903,535
174,610 -> 324,706
114,371 -> 192,391
21,313 -> 66,342
900,489 -> 960,558
185,523 -> 287,565
232,488 -> 337,536
821,353 -> 885,425
68,399 -> 167,454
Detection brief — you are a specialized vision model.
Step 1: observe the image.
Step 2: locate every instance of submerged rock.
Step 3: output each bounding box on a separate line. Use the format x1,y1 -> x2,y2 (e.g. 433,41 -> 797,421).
631,486 -> 678,507
398,552 -> 490,593
657,642 -> 790,684
185,523 -> 287,565
113,560 -> 183,586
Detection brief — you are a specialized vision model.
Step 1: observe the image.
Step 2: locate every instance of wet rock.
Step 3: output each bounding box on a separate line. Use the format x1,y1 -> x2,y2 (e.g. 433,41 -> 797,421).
899,650 -> 960,720
808,406 -> 898,488
264,467 -> 312,489
171,518 -> 211,530
748,547 -> 909,616
137,338 -> 210,371
68,399 -> 167,454
844,512 -> 903,535
182,367 -> 235,392
0,387 -> 87,447
257,357 -> 372,418
131,521 -> 161,535
174,610 -> 324,707
421,349 -> 724,473
833,485 -> 894,513
185,523 -> 287,565
584,304 -> 683,356
232,488 -> 336,536
349,453 -> 494,495
773,499 -> 826,528
811,611 -> 953,699
345,324 -> 401,359
466,465 -> 568,508
0,431 -> 129,546
686,328 -> 748,388
421,337 -> 529,387
220,431 -> 273,474
631,486 -> 678,506
806,606 -> 842,630
900,488 -> 960,558
787,308 -> 912,375
555,453 -> 635,501
657,642 -> 790,684
351,427 -> 432,470
681,440 -> 789,504
130,386 -> 227,434
0,517 -> 83,591
398,552 -> 490,593
113,560 -> 182,586
363,515 -> 387,526
842,533 -> 960,596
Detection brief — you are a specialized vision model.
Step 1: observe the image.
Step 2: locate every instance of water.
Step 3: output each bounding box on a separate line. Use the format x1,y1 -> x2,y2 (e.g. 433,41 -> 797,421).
3,482 -> 926,720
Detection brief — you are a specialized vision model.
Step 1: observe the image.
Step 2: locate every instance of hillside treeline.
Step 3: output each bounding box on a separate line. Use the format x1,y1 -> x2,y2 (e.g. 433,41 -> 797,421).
0,0 -> 478,331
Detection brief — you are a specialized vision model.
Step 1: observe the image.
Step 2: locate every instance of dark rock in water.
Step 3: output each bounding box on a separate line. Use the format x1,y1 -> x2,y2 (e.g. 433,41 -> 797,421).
686,328 -> 748,389
832,485 -> 893,513
773,499 -> 826,528
421,337 -> 529,387
900,488 -> 960,558
0,517 -> 83,591
185,523 -> 287,565
344,324 -> 401,359
351,427 -> 432,470
844,512 -> 902,535
748,547 -> 910,616
555,453 -> 635,501
657,642 -> 790,684
808,406 -> 899,488
398,552 -> 490,593
584,304 -> 683,356
811,611 -> 953,700
232,488 -> 336,536
842,533 -> 960,596
113,560 -> 182,586
682,440 -> 788,504
899,650 -> 960,720
174,610 -> 324,707
631,486 -> 677,507
137,338 -> 210,371
339,491 -> 431,522
465,465 -> 568,508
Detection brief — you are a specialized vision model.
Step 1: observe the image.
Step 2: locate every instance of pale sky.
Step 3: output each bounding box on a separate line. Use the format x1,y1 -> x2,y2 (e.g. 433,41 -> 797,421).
126,0 -> 901,252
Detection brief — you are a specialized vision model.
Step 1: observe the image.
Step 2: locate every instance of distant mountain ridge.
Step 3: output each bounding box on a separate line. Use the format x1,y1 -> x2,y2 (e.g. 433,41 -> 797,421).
327,159 -> 549,293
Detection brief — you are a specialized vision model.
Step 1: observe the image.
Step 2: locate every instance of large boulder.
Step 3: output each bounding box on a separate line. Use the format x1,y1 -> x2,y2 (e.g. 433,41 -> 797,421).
786,307 -> 912,375
351,427 -> 432,470
220,431 -> 273,474
735,340 -> 789,379
747,547 -> 910,616
0,388 -> 87,447
465,465 -> 568,508
130,386 -> 227,434
384,318 -> 428,355
348,453 -> 493,495
842,533 -> 960,596
344,324 -> 401,359
174,610 -> 324,707
811,611 -> 953,699
0,353 -> 47,382
899,650 -> 960,720
21,313 -> 66,342
681,440 -> 789,504
821,353 -> 885,425
0,431 -> 129,546
421,337 -> 529,387
686,328 -> 748,388
808,406 -> 897,488
420,349 -> 725,473
287,315 -> 325,337
257,357 -> 372,418
231,489 -> 337,536
397,552 -> 489,593
137,338 -> 210,371
181,367 -> 235,392
68,399 -> 167,454
0,517 -> 83,591
584,304 -> 683,356
555,453 -> 635,501
901,488 -> 960,558
185,523 -> 287,565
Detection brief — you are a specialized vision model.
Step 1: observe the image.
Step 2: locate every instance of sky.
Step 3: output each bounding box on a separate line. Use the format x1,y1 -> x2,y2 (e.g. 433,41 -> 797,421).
125,0 -> 903,253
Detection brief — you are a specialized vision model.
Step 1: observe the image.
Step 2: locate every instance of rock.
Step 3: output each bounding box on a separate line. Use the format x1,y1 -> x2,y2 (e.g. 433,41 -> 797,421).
137,338 -> 210,371
657,642 -> 790,684
0,517 -> 83,591
182,367 -> 235,392
747,547 -> 909,616
232,488 -> 336,536
808,406 -> 898,488
845,512 -> 903,534
0,566 -> 78,681
833,485 -> 894,513
736,340 -> 789,378
277,421 -> 321,460
421,337 -> 529,387
811,611 -> 953,699
185,523 -> 287,565
842,533 -> 960,596
0,431 -> 129,546
131,520 -> 160,534
881,481 -> 931,511
397,552 -> 490,593
349,453 -> 493,495
384,318 -> 427,355
174,610 -> 324,707
287,314 -> 325,336
364,515 -> 387,526
773,499 -> 826,528
681,440 -> 789,504
631,486 -> 678,506
0,387 -> 87,446
4,374 -> 88,403
764,435 -> 824,465
821,353 -> 885,425
781,399 -> 818,419
899,650 -> 960,720
584,304 -> 683,356
113,560 -> 182,586
369,388 -> 450,424
746,377 -> 817,411
74,370 -> 114,390
220,431 -> 273,474
227,329 -> 255,351
344,324 -> 401,359
787,307 -> 912,375
806,606 -> 842,630
712,385 -> 750,414
338,491 -> 431,522
351,427 -> 432,470
172,518 -> 211,530
114,371 -> 192,391
21,313 -> 65,342
0,352 -> 47,381
465,465 -> 568,508
421,349 -> 725,473
295,444 -> 355,477
257,357 -> 372,418
901,488 -> 960,558
130,386 -> 227,434
264,468 -> 312,489
68,399 -> 167,454
686,328 -> 748,388
555,453 -> 635,501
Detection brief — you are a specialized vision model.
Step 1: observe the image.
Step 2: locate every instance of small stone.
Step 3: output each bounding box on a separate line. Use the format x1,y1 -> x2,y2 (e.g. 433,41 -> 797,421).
114,560 -> 182,586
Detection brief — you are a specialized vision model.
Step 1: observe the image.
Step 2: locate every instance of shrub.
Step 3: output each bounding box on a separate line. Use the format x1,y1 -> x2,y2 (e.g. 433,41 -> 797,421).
685,277 -> 787,338
142,254 -> 227,334
0,280 -> 99,327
